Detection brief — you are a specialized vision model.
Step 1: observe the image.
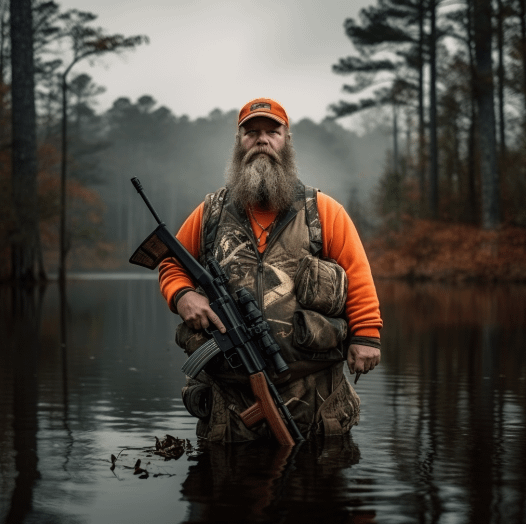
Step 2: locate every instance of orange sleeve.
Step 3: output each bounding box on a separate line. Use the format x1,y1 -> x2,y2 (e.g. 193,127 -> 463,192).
159,193 -> 382,339
158,202 -> 204,313
317,192 -> 382,339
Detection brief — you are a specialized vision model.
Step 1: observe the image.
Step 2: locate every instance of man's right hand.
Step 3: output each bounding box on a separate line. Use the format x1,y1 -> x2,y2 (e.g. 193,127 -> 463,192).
176,290 -> 226,334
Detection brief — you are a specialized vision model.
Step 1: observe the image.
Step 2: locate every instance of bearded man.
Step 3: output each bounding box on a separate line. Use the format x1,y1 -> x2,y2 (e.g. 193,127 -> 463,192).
159,98 -> 382,442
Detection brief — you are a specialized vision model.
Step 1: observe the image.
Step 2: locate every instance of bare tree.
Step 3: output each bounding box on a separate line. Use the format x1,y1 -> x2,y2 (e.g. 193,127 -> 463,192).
55,9 -> 147,282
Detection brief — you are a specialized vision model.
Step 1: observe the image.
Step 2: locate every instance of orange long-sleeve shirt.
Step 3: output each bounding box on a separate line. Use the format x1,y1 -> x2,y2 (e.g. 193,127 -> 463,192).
159,191 -> 382,339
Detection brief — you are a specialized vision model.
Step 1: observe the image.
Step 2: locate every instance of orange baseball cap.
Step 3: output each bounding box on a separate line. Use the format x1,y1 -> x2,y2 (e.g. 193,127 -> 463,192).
238,98 -> 289,128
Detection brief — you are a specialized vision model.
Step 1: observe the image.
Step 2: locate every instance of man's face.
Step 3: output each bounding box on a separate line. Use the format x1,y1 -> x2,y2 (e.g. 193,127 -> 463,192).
226,116 -> 298,212
239,117 -> 288,155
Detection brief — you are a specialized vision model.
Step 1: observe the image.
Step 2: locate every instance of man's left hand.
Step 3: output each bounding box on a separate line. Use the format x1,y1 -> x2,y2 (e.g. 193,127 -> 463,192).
347,344 -> 381,376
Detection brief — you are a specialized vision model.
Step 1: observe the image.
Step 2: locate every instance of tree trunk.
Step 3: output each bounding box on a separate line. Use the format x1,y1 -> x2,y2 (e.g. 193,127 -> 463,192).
520,0 -> 526,117
453,115 -> 461,205
393,104 -> 399,175
496,0 -> 506,158
0,8 -> 7,141
59,74 -> 68,283
467,103 -> 478,223
9,0 -> 42,282
466,0 -> 479,223
1,6 -> 7,84
473,0 -> 500,229
428,0 -> 439,218
417,0 -> 426,212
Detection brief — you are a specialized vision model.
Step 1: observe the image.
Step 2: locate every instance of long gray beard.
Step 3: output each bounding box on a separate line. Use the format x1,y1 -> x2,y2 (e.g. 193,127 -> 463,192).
225,138 -> 299,213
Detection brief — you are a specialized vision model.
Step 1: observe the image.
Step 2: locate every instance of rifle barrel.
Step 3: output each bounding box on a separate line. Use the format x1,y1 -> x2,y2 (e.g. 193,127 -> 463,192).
131,177 -> 163,225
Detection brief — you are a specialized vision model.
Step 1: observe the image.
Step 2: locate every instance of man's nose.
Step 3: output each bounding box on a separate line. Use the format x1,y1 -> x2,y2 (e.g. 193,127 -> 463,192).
256,132 -> 269,145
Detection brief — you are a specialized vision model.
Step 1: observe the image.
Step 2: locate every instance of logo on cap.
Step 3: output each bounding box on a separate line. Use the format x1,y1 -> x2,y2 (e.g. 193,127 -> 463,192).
250,102 -> 271,111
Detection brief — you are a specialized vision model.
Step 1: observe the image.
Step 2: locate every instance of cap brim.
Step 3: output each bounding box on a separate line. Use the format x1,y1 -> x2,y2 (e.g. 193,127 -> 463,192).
238,112 -> 287,127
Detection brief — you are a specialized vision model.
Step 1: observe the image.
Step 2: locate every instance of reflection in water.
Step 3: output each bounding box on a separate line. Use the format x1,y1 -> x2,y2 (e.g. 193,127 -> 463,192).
3,286 -> 43,524
181,436 -> 371,524
377,281 -> 526,524
0,279 -> 525,524
59,279 -> 74,475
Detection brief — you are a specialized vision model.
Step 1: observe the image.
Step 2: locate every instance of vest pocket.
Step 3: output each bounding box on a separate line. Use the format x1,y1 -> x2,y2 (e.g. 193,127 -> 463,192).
292,309 -> 347,352
294,255 -> 347,317
182,377 -> 212,420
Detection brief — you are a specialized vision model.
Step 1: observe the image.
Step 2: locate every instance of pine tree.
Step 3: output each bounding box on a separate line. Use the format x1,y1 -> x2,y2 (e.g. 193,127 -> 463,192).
332,0 -> 434,215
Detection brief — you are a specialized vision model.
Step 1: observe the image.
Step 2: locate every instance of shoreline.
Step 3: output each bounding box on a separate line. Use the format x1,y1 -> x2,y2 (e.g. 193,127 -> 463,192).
365,219 -> 526,284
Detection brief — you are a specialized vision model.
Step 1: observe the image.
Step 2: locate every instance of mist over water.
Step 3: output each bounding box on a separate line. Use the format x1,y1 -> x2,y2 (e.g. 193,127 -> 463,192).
63,101 -> 389,273
1,279 -> 525,524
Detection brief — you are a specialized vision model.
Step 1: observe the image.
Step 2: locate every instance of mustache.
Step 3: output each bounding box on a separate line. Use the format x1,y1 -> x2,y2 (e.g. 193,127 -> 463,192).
226,136 -> 298,213
243,146 -> 281,165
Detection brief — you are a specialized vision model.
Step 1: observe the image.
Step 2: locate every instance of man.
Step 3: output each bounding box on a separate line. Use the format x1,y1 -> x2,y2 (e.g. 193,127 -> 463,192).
159,98 -> 382,442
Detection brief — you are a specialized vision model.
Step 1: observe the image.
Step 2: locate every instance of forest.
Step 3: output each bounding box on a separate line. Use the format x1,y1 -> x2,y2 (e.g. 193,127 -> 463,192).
2,0 -> 526,283
331,0 -> 526,281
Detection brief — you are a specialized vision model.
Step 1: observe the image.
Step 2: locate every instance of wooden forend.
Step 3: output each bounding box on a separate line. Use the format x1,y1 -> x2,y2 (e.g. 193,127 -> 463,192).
239,372 -> 295,446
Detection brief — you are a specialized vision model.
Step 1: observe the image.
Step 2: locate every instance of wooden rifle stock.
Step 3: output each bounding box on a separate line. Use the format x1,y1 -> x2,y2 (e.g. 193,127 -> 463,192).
240,372 -> 295,446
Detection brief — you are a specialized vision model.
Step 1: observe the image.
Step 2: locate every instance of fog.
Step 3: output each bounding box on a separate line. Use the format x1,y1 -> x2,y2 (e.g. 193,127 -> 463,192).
63,96 -> 390,271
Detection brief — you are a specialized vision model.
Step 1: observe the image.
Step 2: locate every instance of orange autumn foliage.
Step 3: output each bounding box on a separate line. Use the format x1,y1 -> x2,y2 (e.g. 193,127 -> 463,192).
365,218 -> 526,282
0,139 -> 108,277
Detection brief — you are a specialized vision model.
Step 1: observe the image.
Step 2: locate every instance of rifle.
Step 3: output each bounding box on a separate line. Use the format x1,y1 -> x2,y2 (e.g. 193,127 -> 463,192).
128,177 -> 304,446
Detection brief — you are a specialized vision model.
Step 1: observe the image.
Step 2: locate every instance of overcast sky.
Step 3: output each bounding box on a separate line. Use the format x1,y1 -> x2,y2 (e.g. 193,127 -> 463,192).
58,0 -> 374,126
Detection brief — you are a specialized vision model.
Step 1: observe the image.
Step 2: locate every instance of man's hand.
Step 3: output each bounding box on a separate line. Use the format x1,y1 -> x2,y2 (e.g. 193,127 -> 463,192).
347,344 -> 381,376
176,291 -> 226,333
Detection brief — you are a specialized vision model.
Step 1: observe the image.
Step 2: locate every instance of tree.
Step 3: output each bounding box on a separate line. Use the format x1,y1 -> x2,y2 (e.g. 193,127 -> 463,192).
67,73 -> 105,146
55,9 -> 147,282
1,0 -> 8,86
428,0 -> 438,217
442,2 -> 480,222
516,0 -> 526,116
380,0 -> 429,212
332,0 -> 438,216
9,0 -> 43,282
330,14 -> 409,174
473,0 -> 499,229
0,1 -> 9,147
496,0 -> 507,159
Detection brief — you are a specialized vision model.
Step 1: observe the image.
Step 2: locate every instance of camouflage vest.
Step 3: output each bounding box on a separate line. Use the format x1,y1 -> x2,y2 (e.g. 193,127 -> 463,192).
199,181 -> 345,370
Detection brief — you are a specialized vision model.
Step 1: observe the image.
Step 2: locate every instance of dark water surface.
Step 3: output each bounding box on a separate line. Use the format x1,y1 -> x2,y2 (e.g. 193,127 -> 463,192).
1,277 -> 526,524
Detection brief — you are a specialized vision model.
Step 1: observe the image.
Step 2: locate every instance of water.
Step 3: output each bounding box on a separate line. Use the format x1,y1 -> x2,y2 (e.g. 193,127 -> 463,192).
1,277 -> 525,524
